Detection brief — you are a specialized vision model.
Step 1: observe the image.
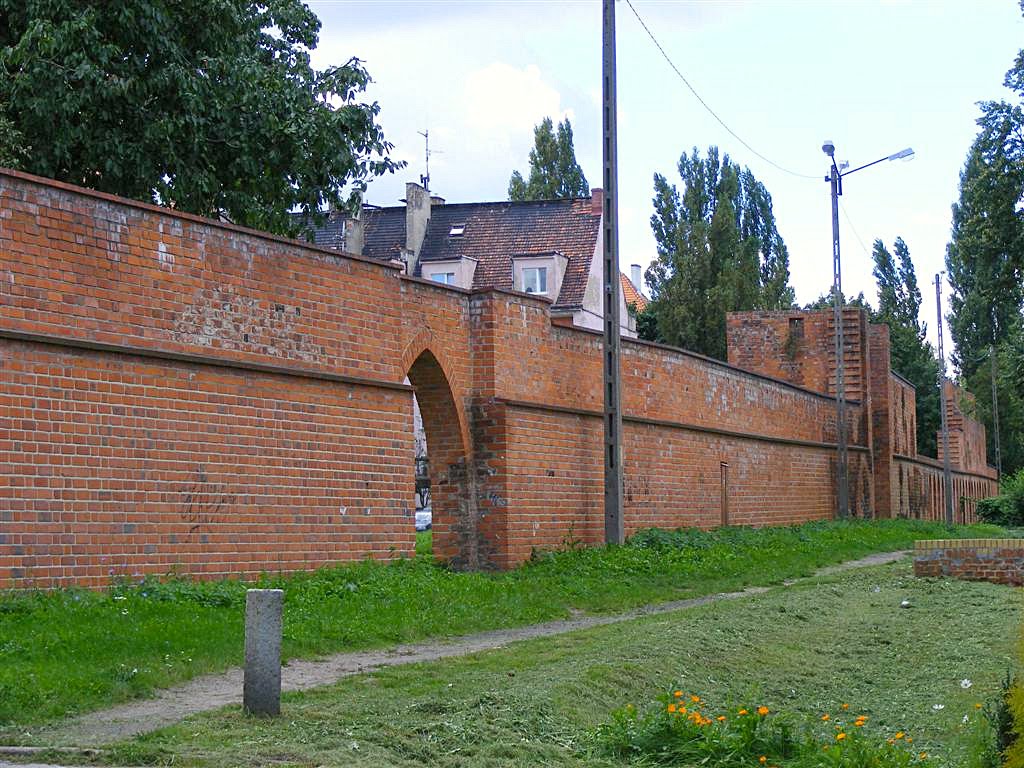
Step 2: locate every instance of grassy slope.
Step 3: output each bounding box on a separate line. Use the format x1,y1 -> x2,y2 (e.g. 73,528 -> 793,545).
0,520 -> 1004,730
100,560 -> 1022,768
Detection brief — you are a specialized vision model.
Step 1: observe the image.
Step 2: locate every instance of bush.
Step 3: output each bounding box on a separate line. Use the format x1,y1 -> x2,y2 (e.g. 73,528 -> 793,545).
977,469 -> 1024,527
596,693 -> 938,768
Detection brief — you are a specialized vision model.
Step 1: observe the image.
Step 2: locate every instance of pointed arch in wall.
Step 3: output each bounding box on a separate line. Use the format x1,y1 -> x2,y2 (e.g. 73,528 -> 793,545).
403,336 -> 480,569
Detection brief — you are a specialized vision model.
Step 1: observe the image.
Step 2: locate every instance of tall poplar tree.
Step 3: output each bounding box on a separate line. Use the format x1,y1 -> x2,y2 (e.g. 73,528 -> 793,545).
508,117 -> 589,201
641,146 -> 795,359
872,237 -> 941,457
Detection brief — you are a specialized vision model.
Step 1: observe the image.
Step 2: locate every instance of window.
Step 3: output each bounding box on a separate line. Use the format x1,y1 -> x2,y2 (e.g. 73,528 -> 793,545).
449,224 -> 465,237
430,272 -> 457,285
522,266 -> 548,294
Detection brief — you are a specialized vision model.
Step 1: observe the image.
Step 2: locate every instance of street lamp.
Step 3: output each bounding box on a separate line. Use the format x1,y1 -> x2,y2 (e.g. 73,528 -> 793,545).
822,141 -> 914,519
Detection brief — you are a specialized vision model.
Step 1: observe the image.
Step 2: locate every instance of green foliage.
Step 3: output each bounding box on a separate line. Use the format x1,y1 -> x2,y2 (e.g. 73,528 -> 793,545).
872,238 -> 942,457
803,290 -> 873,312
0,520 -> 1001,729
946,7 -> 1024,473
508,117 -> 589,201
980,671 -> 1018,768
643,146 -> 795,358
0,0 -> 401,237
977,468 -> 1024,526
598,696 -> 932,768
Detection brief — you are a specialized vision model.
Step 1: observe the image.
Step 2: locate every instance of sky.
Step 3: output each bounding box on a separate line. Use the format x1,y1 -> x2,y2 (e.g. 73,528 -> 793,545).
306,0 -> 1024,358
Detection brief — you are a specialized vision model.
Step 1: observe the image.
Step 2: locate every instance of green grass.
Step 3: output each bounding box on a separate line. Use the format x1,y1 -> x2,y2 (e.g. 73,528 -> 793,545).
97,560 -> 1022,767
0,519 -> 1004,731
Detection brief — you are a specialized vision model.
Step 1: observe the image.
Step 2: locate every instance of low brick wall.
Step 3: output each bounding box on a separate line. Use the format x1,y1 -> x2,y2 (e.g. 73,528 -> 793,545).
913,539 -> 1024,586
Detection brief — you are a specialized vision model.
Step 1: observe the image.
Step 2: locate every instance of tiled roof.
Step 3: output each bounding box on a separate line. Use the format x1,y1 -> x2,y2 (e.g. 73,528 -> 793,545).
620,272 -> 648,312
306,196 -> 601,310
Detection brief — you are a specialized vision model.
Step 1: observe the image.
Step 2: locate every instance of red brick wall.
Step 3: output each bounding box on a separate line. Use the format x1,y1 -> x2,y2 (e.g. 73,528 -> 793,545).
914,539 -> 1024,586
0,170 -> 1000,586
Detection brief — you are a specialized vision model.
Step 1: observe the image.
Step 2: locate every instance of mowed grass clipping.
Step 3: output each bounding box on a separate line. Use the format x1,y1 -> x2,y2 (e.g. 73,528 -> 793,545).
101,560 -> 1021,768
0,519 -> 1005,730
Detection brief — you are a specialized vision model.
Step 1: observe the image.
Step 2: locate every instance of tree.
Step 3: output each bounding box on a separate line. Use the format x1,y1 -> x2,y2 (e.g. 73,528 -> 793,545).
945,2 -> 1024,472
0,0 -> 401,238
642,146 -> 795,359
872,238 -> 941,457
508,117 -> 589,201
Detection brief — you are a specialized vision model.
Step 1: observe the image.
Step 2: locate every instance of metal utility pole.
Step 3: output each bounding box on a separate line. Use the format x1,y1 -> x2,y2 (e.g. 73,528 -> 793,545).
936,274 -> 954,524
602,0 -> 624,545
820,142 -> 914,519
991,344 -> 1002,478
822,141 -> 849,519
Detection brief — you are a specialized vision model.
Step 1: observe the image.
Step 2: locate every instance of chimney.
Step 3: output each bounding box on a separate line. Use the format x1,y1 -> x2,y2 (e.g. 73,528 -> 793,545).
630,264 -> 643,293
591,187 -> 603,215
403,182 -> 431,276
343,210 -> 364,256
430,194 -> 445,207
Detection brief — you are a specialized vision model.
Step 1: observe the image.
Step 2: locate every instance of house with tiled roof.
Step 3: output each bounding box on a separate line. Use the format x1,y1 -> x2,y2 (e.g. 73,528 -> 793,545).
308,182 -> 647,336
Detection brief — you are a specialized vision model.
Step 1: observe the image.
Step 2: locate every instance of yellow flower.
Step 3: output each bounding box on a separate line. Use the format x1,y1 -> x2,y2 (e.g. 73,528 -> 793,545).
757,706 -> 770,716
894,732 -> 905,740
759,756 -> 767,764
919,753 -> 928,760
738,708 -> 749,715
821,714 -> 831,721
907,738 -> 913,744
975,703 -> 983,709
674,690 -> 683,698
837,733 -> 847,741
854,721 -> 864,728
841,703 -> 850,710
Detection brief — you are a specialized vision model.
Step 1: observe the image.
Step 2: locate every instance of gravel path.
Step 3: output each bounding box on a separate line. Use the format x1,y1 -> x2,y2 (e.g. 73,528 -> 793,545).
5,549 -> 909,756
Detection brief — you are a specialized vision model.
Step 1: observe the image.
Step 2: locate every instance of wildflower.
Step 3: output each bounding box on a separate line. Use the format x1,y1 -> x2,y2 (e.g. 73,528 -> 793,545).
821,714 -> 830,721
854,720 -> 865,727
960,679 -> 972,689
757,706 -> 769,716
931,704 -> 944,711
667,704 -> 676,713
691,695 -> 701,703
738,708 -> 749,715
907,738 -> 914,744
894,732 -> 904,740
674,690 -> 683,698
841,703 -> 849,710
717,715 -> 727,722
887,739 -> 896,745
919,753 -> 928,760
759,757 -> 767,764
837,733 -> 847,741
975,703 -> 983,709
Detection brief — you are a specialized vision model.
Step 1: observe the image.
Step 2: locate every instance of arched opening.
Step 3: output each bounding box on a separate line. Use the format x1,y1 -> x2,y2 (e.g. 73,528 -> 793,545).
406,348 -> 476,568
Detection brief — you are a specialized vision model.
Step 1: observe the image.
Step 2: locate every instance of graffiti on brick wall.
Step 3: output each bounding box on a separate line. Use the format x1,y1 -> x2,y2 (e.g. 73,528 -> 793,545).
180,465 -> 233,534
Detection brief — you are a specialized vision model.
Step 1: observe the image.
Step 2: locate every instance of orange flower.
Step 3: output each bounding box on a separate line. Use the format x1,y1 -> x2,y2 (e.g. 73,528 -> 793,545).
759,757 -> 767,764
757,706 -> 769,716
907,738 -> 913,744
667,704 -> 677,713
894,732 -> 905,740
854,721 -> 864,728
821,714 -> 831,721
674,690 -> 683,698
841,703 -> 850,710
836,733 -> 847,741
691,695 -> 701,703
738,708 -> 749,715
717,715 -> 727,722
975,703 -> 983,709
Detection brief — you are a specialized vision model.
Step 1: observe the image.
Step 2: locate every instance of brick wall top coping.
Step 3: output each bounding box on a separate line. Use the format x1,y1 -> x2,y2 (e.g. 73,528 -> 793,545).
891,370 -> 915,389
499,397 -> 872,452
0,167 -> 405,273
893,452 -> 999,481
400,274 -> 556,307
914,538 -> 1024,551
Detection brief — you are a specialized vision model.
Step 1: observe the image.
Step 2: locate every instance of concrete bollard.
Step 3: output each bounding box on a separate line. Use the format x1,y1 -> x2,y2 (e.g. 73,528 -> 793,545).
243,588 -> 283,716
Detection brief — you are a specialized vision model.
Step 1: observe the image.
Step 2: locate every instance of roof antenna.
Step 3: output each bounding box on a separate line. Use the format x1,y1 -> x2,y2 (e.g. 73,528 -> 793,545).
417,129 -> 442,192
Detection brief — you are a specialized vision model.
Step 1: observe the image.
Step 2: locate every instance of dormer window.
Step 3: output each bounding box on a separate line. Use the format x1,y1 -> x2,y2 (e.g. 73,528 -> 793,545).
522,266 -> 548,295
449,224 -> 465,237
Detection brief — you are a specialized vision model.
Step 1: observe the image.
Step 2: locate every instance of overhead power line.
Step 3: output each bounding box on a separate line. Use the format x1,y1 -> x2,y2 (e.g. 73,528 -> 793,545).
623,0 -> 819,181
838,199 -> 873,258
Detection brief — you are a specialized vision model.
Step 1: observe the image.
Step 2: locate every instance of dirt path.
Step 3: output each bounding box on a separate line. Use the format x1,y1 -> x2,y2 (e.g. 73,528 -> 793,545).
9,549 -> 909,753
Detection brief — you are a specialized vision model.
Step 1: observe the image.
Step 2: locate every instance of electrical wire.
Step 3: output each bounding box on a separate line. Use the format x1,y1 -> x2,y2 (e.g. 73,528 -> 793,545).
838,199 -> 873,258
622,0 -> 820,181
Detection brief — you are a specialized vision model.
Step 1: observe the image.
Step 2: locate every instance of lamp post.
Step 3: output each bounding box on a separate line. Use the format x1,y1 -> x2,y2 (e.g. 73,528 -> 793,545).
821,141 -> 914,519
